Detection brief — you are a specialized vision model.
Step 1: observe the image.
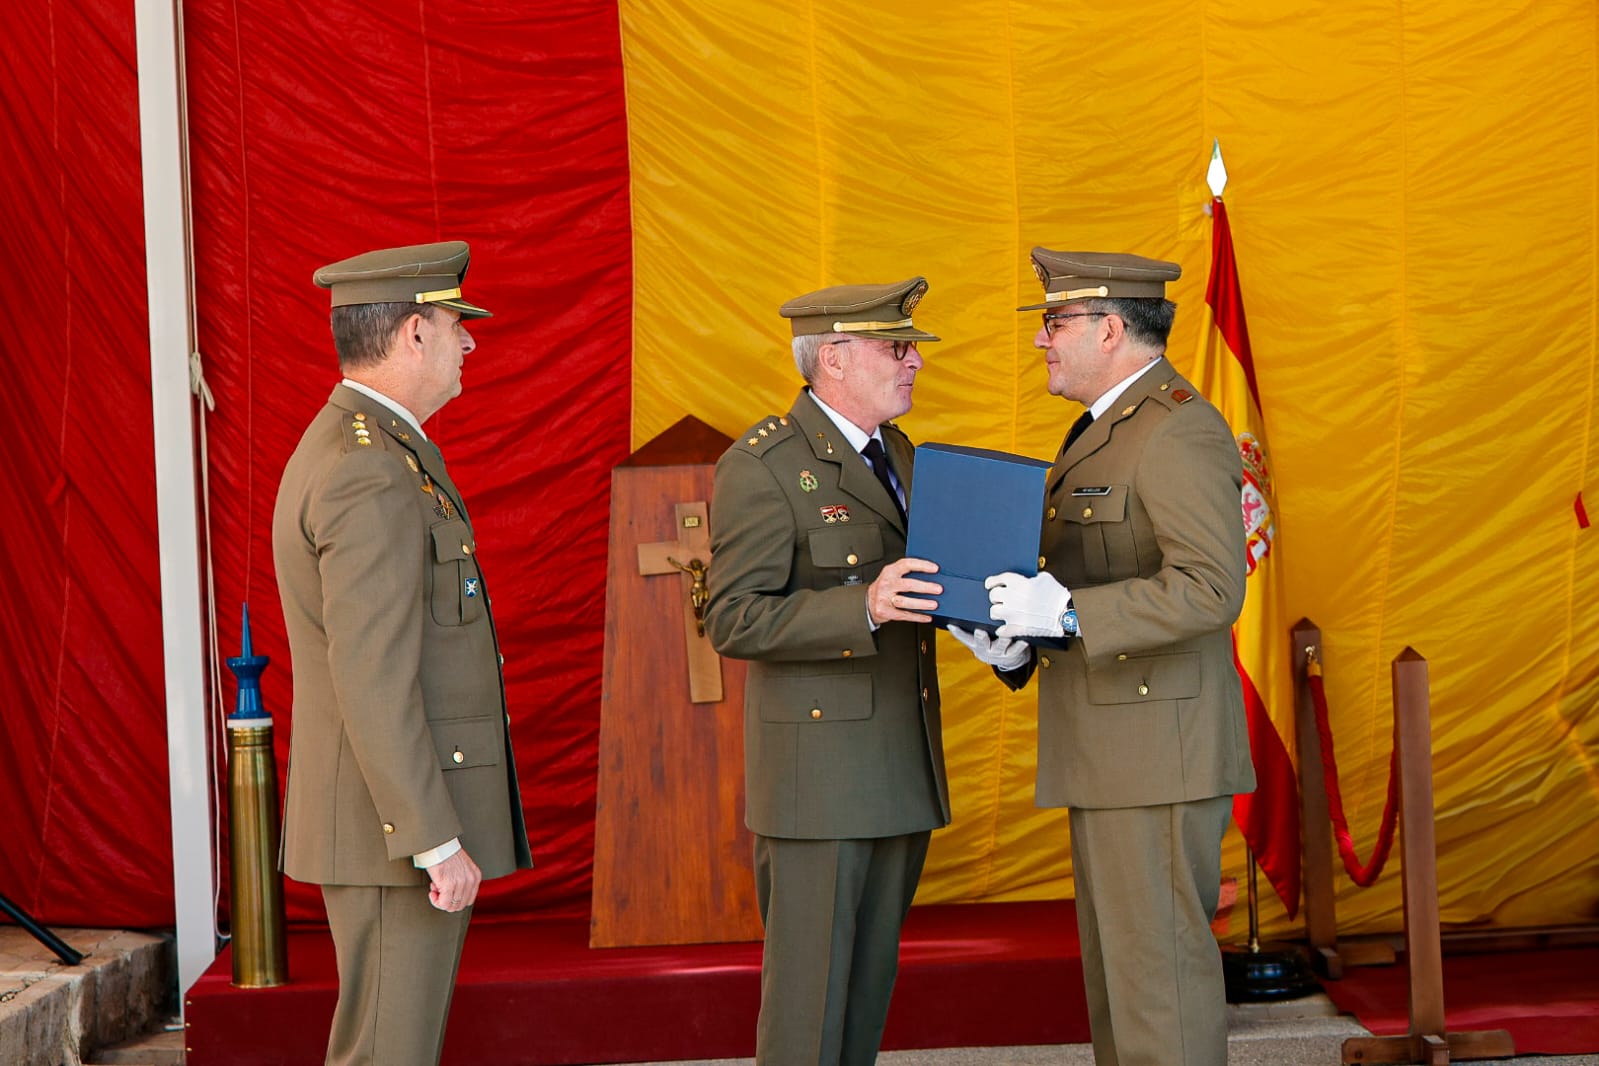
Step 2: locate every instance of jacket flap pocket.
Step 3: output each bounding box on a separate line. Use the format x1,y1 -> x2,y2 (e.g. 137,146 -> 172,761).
431,715 -> 501,770
430,519 -> 474,563
1086,650 -> 1201,705
1060,484 -> 1128,525
807,525 -> 884,568
758,671 -> 874,723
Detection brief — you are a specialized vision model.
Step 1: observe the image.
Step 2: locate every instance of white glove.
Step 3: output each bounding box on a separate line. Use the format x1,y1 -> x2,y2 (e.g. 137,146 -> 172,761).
986,571 -> 1072,639
946,626 -> 1031,670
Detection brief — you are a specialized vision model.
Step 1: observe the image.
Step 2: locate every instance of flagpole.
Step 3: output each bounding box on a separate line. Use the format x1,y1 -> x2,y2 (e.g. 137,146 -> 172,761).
1200,140 -> 1317,1002
1222,846 -> 1318,1001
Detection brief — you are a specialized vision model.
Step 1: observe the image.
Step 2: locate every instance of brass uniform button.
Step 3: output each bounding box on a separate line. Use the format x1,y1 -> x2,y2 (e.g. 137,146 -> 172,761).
841,649 -> 852,658
462,544 -> 473,555
355,412 -> 368,420
1038,555 -> 1046,568
921,687 -> 930,701
810,708 -> 823,720
1041,656 -> 1051,669
1046,506 -> 1057,520
846,553 -> 859,565
382,823 -> 395,834
1117,653 -> 1128,661
452,750 -> 465,764
920,640 -> 928,653
1138,683 -> 1150,696
1082,507 -> 1093,518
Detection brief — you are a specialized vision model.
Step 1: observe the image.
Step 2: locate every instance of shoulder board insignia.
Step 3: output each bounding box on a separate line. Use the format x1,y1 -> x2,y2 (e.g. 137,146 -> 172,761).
741,415 -> 794,454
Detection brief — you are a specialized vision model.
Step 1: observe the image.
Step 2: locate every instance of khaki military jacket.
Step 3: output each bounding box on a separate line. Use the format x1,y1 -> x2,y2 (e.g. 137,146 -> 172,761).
705,390 -> 949,840
272,384 -> 533,886
1005,359 -> 1256,810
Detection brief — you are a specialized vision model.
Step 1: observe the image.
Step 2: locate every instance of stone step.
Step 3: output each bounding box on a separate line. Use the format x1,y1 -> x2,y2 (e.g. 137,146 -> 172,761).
85,1024 -> 185,1065
0,927 -> 173,1066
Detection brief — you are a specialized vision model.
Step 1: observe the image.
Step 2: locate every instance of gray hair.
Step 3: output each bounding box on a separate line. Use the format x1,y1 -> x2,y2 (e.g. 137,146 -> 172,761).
330,302 -> 438,371
791,331 -> 851,383
1078,296 -> 1177,351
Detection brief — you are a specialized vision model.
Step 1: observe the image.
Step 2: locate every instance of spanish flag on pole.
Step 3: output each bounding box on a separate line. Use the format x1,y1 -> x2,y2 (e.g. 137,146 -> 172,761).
1192,142 -> 1302,915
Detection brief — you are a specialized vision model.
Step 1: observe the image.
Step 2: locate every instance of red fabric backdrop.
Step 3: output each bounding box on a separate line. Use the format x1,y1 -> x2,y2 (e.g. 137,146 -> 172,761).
2,0 -> 632,926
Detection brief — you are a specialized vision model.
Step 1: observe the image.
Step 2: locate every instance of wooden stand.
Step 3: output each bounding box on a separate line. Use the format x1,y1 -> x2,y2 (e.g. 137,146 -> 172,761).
590,416 -> 763,948
1337,648 -> 1515,1064
1295,619 -> 1398,975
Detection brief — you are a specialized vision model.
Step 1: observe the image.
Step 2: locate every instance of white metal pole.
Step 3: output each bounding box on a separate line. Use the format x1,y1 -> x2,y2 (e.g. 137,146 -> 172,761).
133,0 -> 218,999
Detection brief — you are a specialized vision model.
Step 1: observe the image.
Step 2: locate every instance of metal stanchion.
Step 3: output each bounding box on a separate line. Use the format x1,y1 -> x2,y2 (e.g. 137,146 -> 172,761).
225,603 -> 287,988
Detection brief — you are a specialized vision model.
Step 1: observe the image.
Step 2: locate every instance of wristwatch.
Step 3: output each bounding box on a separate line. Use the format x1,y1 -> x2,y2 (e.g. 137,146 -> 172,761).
1060,601 -> 1079,637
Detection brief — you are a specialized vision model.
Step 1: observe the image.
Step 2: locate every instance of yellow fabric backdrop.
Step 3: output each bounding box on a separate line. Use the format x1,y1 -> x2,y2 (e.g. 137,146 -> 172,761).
621,0 -> 1599,937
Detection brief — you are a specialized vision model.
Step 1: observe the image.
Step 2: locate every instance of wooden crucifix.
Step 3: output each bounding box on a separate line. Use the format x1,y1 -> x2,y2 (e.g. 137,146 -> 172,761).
637,500 -> 723,704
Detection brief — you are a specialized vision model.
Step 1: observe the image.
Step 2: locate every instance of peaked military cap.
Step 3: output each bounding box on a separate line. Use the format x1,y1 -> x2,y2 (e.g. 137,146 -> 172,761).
313,240 -> 492,319
1018,249 -> 1181,311
780,276 -> 939,341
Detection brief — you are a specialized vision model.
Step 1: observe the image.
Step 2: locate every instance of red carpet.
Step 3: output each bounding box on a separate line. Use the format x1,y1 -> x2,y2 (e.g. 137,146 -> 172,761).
186,901 -> 1090,1064
1321,946 -> 1599,1054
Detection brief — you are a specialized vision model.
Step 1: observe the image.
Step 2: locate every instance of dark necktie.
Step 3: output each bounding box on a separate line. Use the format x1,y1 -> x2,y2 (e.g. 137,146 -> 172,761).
1063,409 -> 1094,453
861,438 -> 907,524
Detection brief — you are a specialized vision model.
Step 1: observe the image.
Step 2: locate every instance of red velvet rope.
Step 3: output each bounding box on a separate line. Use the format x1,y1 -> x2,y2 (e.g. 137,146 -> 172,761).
1308,661 -> 1401,886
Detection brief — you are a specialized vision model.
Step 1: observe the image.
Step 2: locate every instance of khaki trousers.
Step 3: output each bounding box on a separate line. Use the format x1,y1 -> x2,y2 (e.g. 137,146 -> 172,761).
753,832 -> 930,1066
321,884 -> 472,1066
1069,795 -> 1232,1066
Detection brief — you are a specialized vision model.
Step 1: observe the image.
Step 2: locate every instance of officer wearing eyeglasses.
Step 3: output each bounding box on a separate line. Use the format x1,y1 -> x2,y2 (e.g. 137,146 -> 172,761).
704,277 -> 950,1066
950,248 -> 1254,1066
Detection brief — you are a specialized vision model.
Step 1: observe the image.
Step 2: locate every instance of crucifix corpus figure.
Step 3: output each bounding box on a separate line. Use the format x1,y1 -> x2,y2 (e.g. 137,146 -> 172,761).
637,500 -> 724,703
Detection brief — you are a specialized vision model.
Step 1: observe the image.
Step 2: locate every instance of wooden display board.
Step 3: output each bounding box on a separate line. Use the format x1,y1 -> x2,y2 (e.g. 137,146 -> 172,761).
590,416 -> 762,948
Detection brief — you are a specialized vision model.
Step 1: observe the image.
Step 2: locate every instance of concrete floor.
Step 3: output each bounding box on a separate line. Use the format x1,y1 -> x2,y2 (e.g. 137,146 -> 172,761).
622,996 -> 1599,1066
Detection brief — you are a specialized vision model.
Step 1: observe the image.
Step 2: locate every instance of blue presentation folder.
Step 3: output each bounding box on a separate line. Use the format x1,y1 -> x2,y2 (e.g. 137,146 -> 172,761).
906,443 -> 1053,633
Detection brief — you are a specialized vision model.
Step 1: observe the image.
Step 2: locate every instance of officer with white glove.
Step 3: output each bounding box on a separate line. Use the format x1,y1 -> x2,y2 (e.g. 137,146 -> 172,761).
984,570 -> 1078,641
945,625 -> 1031,670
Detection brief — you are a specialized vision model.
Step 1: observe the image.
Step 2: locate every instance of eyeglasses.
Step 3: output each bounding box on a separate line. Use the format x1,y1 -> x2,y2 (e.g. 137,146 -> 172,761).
834,338 -> 917,361
1042,312 -> 1109,337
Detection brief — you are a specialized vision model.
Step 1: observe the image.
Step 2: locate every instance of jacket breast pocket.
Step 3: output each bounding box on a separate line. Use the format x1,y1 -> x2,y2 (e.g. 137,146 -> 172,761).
757,671 -> 874,723
430,519 -> 485,627
1062,484 -> 1129,580
807,525 -> 884,586
431,714 -> 502,770
1086,650 -> 1201,706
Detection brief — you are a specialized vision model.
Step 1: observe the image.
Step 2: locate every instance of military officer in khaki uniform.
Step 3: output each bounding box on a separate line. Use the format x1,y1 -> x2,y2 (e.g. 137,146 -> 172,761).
954,250 -> 1255,1066
704,277 -> 950,1066
273,241 -> 532,1066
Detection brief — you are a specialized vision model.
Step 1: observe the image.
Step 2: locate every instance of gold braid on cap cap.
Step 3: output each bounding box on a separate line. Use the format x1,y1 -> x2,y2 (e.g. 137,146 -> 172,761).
831,318 -> 913,332
1044,285 -> 1110,301
415,286 -> 464,305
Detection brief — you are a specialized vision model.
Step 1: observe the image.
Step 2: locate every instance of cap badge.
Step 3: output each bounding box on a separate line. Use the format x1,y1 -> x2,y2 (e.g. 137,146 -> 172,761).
901,283 -> 925,315
799,470 -> 819,493
820,504 -> 851,524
